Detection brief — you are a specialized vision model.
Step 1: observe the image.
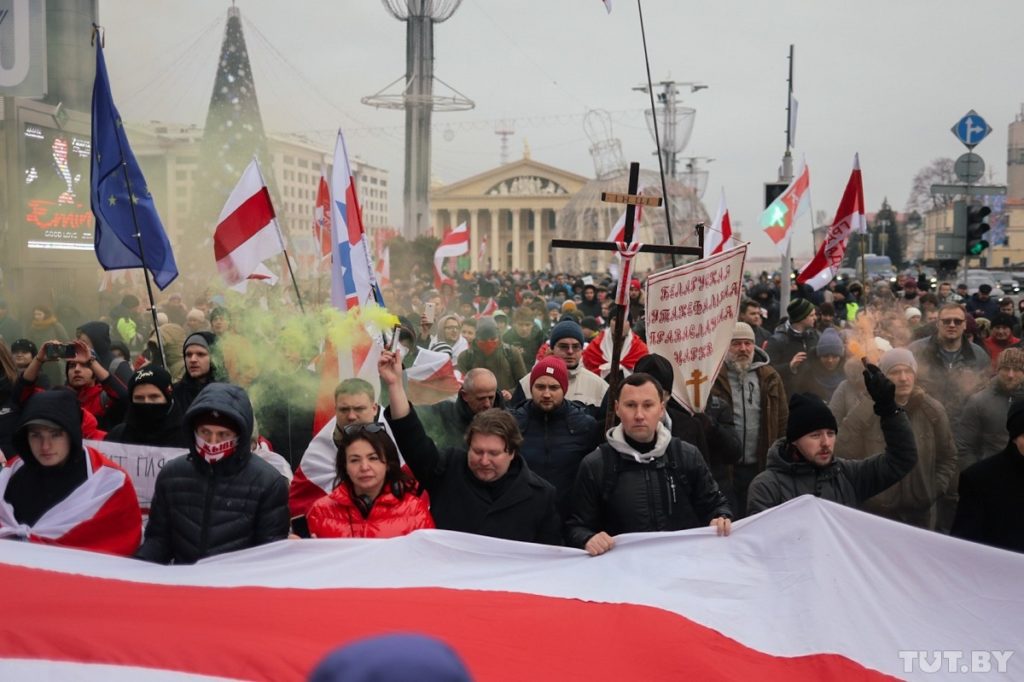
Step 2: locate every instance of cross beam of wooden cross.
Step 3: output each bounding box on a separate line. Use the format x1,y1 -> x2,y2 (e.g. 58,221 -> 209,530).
550,161 -> 703,429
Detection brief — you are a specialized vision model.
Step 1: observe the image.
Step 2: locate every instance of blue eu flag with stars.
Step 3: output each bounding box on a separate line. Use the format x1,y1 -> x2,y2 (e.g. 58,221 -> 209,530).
90,39 -> 178,289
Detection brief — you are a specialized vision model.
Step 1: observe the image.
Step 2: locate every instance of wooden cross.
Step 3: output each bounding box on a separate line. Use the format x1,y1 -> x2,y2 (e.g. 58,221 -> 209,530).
550,162 -> 703,428
685,369 -> 708,410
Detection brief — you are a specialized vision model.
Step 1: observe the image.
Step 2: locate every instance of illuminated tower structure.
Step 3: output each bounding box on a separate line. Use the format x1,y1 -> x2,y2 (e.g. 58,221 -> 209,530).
362,0 -> 473,237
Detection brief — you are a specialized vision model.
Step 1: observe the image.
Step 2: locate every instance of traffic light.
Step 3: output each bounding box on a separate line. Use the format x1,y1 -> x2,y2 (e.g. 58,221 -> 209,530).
965,204 -> 992,256
764,182 -> 787,209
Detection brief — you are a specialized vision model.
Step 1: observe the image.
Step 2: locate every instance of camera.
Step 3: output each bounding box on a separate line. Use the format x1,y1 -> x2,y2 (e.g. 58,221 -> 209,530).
44,343 -> 78,360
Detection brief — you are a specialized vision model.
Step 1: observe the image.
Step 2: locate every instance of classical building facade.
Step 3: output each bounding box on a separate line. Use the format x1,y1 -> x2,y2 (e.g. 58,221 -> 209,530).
429,153 -> 589,273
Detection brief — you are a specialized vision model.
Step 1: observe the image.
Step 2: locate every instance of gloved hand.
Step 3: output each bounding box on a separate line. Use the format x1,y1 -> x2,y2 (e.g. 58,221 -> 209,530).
862,359 -> 898,417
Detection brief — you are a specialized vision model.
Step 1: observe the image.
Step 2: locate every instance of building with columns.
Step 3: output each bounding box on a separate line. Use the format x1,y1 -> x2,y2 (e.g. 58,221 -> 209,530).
429,152 -> 589,273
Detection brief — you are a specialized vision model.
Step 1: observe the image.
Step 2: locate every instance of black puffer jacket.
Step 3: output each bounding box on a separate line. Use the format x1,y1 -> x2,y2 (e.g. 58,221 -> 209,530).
746,410 -> 917,515
512,399 -> 599,518
385,405 -> 562,545
565,424 -> 732,548
135,384 -> 289,564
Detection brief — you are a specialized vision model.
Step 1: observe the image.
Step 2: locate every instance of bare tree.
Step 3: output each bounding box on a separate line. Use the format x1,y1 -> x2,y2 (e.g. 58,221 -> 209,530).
905,158 -> 956,213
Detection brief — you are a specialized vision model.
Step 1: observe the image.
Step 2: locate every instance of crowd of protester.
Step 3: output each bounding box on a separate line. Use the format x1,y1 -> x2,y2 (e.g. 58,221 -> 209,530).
0,265 -> 1021,564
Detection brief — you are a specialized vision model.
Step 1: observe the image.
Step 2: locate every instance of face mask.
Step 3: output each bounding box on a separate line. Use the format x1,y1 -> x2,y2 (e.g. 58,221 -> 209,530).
130,401 -> 171,427
477,339 -> 500,356
195,433 -> 239,463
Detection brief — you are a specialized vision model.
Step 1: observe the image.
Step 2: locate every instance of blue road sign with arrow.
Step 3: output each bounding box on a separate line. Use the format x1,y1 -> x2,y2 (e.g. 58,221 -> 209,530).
952,110 -> 992,149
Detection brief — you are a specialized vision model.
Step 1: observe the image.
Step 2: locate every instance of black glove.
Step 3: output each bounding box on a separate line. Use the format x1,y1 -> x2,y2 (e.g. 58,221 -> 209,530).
862,360 -> 898,417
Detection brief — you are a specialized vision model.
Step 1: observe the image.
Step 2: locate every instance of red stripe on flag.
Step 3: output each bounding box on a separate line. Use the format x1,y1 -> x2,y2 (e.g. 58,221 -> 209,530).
214,187 -> 277,260
0,563 -> 892,681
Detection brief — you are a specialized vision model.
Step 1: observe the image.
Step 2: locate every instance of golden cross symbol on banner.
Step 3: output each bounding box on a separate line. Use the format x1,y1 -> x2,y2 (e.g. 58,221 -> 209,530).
685,368 -> 709,410
550,162 -> 704,429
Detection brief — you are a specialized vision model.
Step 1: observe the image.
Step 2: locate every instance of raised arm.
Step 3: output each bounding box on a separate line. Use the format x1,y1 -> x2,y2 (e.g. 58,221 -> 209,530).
379,349 -> 445,488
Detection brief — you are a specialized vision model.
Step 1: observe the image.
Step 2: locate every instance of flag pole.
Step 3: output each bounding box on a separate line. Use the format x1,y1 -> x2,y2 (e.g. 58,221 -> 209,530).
635,0 -> 676,266
253,156 -> 306,314
778,44 -> 795,319
93,25 -> 166,368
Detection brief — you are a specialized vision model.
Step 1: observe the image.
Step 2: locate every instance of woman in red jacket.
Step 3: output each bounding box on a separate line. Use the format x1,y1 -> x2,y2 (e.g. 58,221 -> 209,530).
307,423 -> 434,539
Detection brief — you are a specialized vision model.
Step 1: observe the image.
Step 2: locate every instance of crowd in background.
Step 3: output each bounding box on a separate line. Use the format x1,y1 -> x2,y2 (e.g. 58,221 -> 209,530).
0,263 -> 1021,563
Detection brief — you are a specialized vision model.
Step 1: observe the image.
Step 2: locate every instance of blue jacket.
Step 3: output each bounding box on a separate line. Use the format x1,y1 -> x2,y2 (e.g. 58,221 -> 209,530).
512,399 -> 599,517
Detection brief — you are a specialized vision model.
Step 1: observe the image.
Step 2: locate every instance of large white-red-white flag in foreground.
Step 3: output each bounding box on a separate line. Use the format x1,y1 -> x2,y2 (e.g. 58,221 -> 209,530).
645,244 -> 748,413
213,159 -> 285,287
797,153 -> 866,291
2,497 -> 1021,680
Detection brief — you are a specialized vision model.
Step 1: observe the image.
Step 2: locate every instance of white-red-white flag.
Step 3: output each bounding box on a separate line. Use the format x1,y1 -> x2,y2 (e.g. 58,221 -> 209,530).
797,154 -> 865,291
406,347 -> 464,405
704,187 -> 734,257
760,160 -> 810,256
376,245 -> 391,286
4,497 -> 1022,681
433,222 -> 469,287
213,159 -> 285,287
313,173 -> 331,268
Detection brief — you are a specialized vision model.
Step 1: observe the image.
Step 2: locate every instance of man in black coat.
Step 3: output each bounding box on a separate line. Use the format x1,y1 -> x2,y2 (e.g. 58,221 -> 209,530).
136,383 -> 289,564
764,297 -> 820,397
106,366 -> 189,448
380,349 -> 561,545
566,373 -> 733,556
511,356 -> 599,517
952,400 -> 1024,553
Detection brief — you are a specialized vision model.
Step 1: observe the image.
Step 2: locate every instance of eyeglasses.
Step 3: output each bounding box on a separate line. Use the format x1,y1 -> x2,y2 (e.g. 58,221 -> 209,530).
554,342 -> 582,352
939,318 -> 965,326
342,422 -> 386,436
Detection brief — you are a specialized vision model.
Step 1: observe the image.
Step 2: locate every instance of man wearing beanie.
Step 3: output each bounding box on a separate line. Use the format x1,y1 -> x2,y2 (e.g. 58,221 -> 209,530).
793,327 -> 847,403
456,317 -> 526,398
512,319 -> 608,407
983,313 -> 1020,367
137,383 -> 289,564
951,399 -> 1024,553
511,356 -> 599,517
908,303 -> 989,420
172,331 -> 221,412
957,347 -> 1024,470
567,372 -> 733,555
765,296 -> 820,397
747,361 -> 917,516
106,366 -> 189,448
711,322 -> 788,517
834,348 -> 955,530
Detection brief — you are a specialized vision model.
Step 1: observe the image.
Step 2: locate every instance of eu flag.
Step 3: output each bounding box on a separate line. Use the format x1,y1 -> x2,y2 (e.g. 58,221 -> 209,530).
90,40 -> 178,289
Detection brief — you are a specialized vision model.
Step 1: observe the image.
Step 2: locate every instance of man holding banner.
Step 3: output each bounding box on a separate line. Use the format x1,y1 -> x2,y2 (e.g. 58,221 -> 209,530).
566,372 -> 733,556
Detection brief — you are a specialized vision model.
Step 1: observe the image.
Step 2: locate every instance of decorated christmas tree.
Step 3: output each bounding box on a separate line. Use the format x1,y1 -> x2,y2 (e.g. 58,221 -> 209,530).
189,5 -> 275,267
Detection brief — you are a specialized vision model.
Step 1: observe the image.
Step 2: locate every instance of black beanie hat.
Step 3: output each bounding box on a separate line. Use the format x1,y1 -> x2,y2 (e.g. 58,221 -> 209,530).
1006,400 -> 1024,441
787,297 -> 815,324
786,393 -> 838,443
128,366 -> 174,400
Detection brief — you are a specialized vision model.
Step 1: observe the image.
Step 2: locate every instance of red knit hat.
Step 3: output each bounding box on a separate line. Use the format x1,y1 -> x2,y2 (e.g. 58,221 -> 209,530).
530,355 -> 569,394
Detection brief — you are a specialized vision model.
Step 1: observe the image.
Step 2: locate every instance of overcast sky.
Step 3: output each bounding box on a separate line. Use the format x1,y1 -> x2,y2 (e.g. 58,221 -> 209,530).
101,0 -> 1024,261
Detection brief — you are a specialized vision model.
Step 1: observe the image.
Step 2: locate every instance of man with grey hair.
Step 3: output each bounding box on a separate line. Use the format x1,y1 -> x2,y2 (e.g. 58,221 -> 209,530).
711,322 -> 788,517
418,368 -> 503,450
